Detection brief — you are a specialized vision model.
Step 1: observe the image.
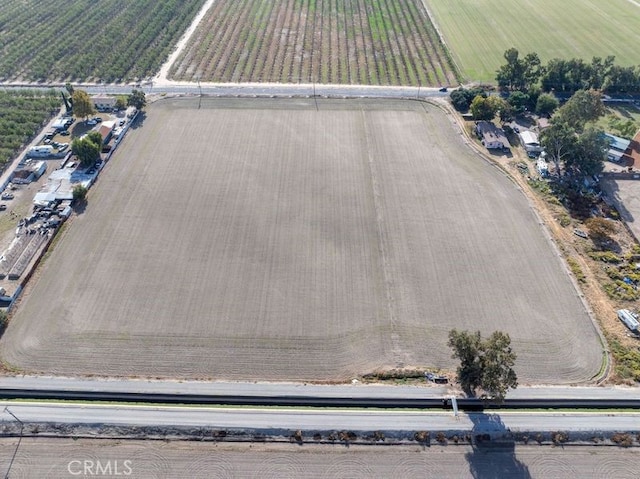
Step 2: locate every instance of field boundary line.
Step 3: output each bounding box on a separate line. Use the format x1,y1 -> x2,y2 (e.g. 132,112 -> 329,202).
417,0 -> 463,84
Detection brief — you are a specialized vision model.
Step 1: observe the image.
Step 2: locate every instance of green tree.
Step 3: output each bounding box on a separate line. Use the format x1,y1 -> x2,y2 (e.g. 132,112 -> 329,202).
470,95 -> 498,121
72,137 -> 100,167
540,122 -> 577,177
568,126 -> 607,178
448,329 -> 518,402
115,96 -> 127,111
127,89 -> 146,110
496,48 -> 524,91
507,91 -> 529,115
498,100 -> 514,123
535,93 -> 559,117
71,89 -> 95,121
522,52 -> 543,92
86,131 -> 103,147
72,184 -> 88,202
554,89 -> 605,132
450,87 -> 486,112
496,48 -> 542,92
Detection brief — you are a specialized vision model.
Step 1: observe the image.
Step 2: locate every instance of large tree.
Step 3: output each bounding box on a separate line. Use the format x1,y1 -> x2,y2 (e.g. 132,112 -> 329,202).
470,95 -> 499,121
449,87 -> 486,112
568,126 -> 607,178
535,93 -> 559,117
72,89 -> 95,121
72,137 -> 100,167
540,122 -> 577,176
553,89 -> 605,132
127,89 -> 146,110
507,90 -> 529,115
496,48 -> 542,92
448,329 -> 518,402
496,48 -> 524,91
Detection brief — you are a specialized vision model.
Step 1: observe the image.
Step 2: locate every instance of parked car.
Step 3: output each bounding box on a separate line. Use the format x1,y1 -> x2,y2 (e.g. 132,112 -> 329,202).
86,119 -> 97,126
94,117 -> 103,123
60,130 -> 70,136
0,204 -> 6,211
1,193 -> 14,200
439,87 -> 448,92
425,372 -> 449,384
573,228 -> 588,239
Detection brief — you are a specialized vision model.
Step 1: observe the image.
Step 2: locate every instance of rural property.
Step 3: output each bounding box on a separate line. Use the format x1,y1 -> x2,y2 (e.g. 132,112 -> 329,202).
0,98 -> 603,383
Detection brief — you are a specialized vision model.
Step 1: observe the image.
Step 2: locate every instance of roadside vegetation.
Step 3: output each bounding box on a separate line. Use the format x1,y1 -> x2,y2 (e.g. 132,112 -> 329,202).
448,329 -> 517,402
170,0 -> 458,86
0,89 -> 61,168
0,0 -> 206,82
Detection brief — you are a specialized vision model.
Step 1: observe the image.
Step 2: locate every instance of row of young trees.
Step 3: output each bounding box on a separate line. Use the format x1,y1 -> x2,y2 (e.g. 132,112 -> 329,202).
0,90 -> 60,166
497,48 -> 640,95
0,0 -> 205,82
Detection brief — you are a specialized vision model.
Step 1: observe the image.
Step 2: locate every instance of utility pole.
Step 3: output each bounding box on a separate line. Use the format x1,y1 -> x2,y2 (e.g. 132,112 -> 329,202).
197,78 -> 202,110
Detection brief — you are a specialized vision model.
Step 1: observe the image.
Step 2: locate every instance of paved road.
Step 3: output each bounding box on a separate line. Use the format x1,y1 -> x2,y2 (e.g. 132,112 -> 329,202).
0,375 -> 638,400
0,401 -> 638,433
2,81 -> 447,100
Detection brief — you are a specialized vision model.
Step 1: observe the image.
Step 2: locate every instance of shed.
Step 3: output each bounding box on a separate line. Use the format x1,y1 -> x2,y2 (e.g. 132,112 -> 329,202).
91,95 -> 116,110
519,130 -> 543,154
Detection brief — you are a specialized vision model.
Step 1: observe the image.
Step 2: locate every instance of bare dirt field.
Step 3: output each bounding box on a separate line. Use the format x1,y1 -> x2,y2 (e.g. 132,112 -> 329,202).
1,438 -> 639,478
0,98 -> 603,382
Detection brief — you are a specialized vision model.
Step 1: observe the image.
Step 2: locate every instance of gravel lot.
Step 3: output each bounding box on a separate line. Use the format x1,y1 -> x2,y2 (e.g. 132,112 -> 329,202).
1,439 -> 638,478
0,98 -> 603,382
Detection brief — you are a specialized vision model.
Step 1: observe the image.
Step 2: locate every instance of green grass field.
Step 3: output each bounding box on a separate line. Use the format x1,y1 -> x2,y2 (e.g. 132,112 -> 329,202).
426,0 -> 640,83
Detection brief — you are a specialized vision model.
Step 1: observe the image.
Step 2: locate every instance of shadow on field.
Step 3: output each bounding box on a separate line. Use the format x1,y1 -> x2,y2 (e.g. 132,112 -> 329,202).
599,177 -> 635,224
72,199 -> 87,215
129,111 -> 146,130
465,412 -> 531,479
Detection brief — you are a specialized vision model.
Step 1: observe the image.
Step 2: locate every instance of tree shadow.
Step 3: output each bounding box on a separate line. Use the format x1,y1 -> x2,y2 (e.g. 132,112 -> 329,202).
72,199 -> 87,215
599,177 -> 636,226
129,111 -> 146,130
464,411 -> 531,479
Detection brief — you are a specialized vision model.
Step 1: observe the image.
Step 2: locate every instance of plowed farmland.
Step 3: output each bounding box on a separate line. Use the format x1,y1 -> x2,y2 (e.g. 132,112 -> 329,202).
169,0 -> 457,86
1,98 -> 603,383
